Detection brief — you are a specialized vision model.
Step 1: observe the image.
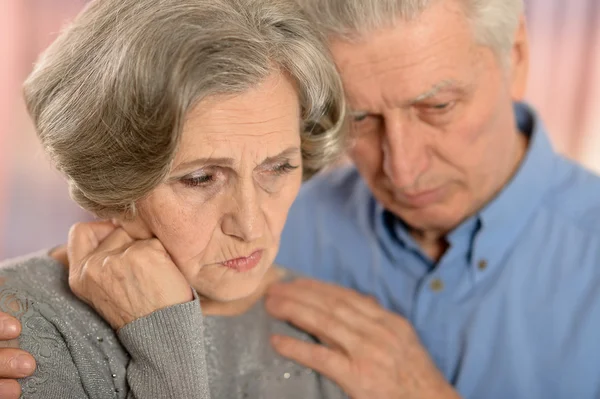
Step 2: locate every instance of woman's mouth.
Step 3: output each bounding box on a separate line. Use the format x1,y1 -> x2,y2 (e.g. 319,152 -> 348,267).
221,250 -> 263,272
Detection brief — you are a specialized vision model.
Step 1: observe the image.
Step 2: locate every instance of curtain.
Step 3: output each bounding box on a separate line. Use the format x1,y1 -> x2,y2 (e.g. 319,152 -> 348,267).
0,0 -> 599,258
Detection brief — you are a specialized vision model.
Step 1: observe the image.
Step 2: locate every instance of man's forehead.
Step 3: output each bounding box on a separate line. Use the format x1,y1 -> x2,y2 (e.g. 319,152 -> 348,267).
327,0 -> 475,72
329,26 -> 480,112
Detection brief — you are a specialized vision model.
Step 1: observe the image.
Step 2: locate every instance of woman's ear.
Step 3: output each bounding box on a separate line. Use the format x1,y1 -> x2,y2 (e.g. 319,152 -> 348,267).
112,215 -> 154,240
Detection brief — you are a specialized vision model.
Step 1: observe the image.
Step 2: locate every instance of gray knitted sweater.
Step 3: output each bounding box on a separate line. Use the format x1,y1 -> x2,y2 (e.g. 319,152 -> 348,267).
0,252 -> 345,399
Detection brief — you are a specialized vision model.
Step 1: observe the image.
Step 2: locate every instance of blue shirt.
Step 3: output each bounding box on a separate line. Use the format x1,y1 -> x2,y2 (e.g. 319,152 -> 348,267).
276,103 -> 600,399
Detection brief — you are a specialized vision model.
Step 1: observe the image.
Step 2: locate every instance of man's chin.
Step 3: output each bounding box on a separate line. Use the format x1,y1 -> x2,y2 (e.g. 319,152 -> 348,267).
386,202 -> 468,235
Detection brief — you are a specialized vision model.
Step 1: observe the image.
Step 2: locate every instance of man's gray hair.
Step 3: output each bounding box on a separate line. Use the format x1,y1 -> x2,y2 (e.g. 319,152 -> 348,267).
295,0 -> 524,57
24,0 -> 346,218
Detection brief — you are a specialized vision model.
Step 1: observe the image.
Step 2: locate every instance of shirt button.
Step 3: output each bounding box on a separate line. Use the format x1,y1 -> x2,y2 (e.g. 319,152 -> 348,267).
430,278 -> 444,292
478,259 -> 488,271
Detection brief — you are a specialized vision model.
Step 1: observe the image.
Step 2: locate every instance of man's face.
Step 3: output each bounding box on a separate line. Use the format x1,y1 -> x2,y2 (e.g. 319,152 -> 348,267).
329,0 -> 529,234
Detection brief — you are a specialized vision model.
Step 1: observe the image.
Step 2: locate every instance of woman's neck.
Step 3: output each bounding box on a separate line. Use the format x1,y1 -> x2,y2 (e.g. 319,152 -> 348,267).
200,267 -> 285,316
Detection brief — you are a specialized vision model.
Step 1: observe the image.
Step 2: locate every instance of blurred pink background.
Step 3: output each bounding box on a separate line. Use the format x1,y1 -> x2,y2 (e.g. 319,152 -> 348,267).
1,0 -> 599,259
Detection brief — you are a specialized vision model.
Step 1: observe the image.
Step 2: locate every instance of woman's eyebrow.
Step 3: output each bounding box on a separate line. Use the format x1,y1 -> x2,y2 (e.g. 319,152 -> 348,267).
259,147 -> 300,165
171,146 -> 300,176
172,157 -> 235,174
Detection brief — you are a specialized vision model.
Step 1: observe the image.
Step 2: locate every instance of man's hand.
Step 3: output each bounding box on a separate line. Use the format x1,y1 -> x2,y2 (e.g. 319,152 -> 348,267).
0,313 -> 36,399
265,278 -> 461,399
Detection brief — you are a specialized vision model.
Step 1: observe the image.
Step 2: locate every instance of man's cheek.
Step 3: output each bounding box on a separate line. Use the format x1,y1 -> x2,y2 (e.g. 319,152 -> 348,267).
350,141 -> 380,166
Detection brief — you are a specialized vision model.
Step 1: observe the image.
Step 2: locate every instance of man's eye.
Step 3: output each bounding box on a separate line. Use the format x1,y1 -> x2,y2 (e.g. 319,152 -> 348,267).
423,101 -> 456,112
352,113 -> 370,122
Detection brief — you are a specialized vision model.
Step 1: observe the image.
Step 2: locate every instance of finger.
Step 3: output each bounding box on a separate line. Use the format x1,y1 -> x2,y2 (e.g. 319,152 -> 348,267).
0,314 -> 20,340
287,278 -> 386,318
94,227 -> 135,254
268,279 -> 368,318
271,335 -> 353,393
267,279 -> 386,330
266,284 -> 369,343
265,295 -> 361,352
67,221 -> 118,270
0,349 -> 36,378
0,379 -> 21,399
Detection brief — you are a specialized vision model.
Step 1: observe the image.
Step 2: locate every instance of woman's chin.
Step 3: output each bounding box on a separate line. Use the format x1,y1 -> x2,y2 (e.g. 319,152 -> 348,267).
194,269 -> 267,304
203,282 -> 261,303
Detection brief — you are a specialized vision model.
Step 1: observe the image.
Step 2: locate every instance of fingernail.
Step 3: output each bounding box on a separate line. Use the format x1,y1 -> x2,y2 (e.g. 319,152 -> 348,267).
264,297 -> 278,310
271,335 -> 282,345
11,355 -> 35,374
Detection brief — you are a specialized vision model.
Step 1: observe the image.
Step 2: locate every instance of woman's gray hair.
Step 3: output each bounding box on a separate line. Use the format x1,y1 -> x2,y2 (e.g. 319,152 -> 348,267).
294,0 -> 524,59
24,0 -> 346,218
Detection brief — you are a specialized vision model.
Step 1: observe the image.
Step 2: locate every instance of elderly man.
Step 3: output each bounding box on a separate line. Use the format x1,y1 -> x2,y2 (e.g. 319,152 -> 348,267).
1,0 -> 600,398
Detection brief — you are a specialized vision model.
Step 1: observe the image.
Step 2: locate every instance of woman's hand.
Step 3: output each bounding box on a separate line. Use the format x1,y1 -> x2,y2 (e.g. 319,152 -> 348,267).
67,221 -> 194,330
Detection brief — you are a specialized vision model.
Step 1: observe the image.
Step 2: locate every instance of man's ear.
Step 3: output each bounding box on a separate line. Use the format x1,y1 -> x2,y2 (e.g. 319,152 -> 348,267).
509,16 -> 530,101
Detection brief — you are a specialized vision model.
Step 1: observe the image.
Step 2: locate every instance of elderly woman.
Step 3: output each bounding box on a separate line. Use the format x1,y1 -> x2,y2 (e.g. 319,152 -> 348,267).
0,0 -> 348,397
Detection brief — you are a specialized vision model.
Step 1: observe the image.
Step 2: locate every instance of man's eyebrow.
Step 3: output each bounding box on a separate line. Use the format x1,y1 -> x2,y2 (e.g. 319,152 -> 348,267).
348,80 -> 464,117
410,80 -> 460,104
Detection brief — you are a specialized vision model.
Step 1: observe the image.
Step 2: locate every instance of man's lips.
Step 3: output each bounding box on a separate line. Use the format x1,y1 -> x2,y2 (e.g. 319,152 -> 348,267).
390,185 -> 447,208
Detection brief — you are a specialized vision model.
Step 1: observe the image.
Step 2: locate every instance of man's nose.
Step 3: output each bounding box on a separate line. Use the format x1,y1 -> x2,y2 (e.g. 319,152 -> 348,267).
382,118 -> 430,189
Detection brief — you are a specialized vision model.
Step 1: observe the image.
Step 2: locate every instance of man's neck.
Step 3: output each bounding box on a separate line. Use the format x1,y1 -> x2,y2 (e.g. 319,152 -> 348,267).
409,230 -> 449,262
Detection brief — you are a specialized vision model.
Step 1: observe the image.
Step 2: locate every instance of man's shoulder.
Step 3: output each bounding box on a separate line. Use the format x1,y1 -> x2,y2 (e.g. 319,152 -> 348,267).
294,165 -> 374,216
286,166 -> 378,241
536,157 -> 600,238
278,166 -> 381,280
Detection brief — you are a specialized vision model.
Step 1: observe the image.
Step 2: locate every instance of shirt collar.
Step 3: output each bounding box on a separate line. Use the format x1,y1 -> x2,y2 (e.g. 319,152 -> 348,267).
471,103 -> 557,276
377,102 -> 558,270
480,102 -> 555,225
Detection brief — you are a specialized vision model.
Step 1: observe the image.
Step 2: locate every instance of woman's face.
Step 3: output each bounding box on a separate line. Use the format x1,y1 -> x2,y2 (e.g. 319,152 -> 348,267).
131,72 -> 303,302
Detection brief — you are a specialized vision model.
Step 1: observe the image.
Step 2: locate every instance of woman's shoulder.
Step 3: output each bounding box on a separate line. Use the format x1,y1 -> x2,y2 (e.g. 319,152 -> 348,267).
203,267 -> 345,398
0,250 -> 90,322
0,251 -> 129,397
0,250 -> 121,348
0,250 -> 67,292
0,251 -> 72,322
274,266 -> 305,283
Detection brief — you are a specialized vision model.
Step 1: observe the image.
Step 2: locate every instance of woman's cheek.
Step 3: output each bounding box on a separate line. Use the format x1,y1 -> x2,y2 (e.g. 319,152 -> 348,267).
271,180 -> 301,232
153,204 -> 218,265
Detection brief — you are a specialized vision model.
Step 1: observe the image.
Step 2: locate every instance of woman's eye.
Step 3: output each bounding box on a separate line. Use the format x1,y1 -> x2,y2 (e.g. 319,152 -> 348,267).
271,162 -> 299,175
181,173 -> 214,187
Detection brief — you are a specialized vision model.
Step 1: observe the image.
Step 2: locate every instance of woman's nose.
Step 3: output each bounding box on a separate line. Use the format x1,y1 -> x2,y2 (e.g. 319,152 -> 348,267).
221,184 -> 265,242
